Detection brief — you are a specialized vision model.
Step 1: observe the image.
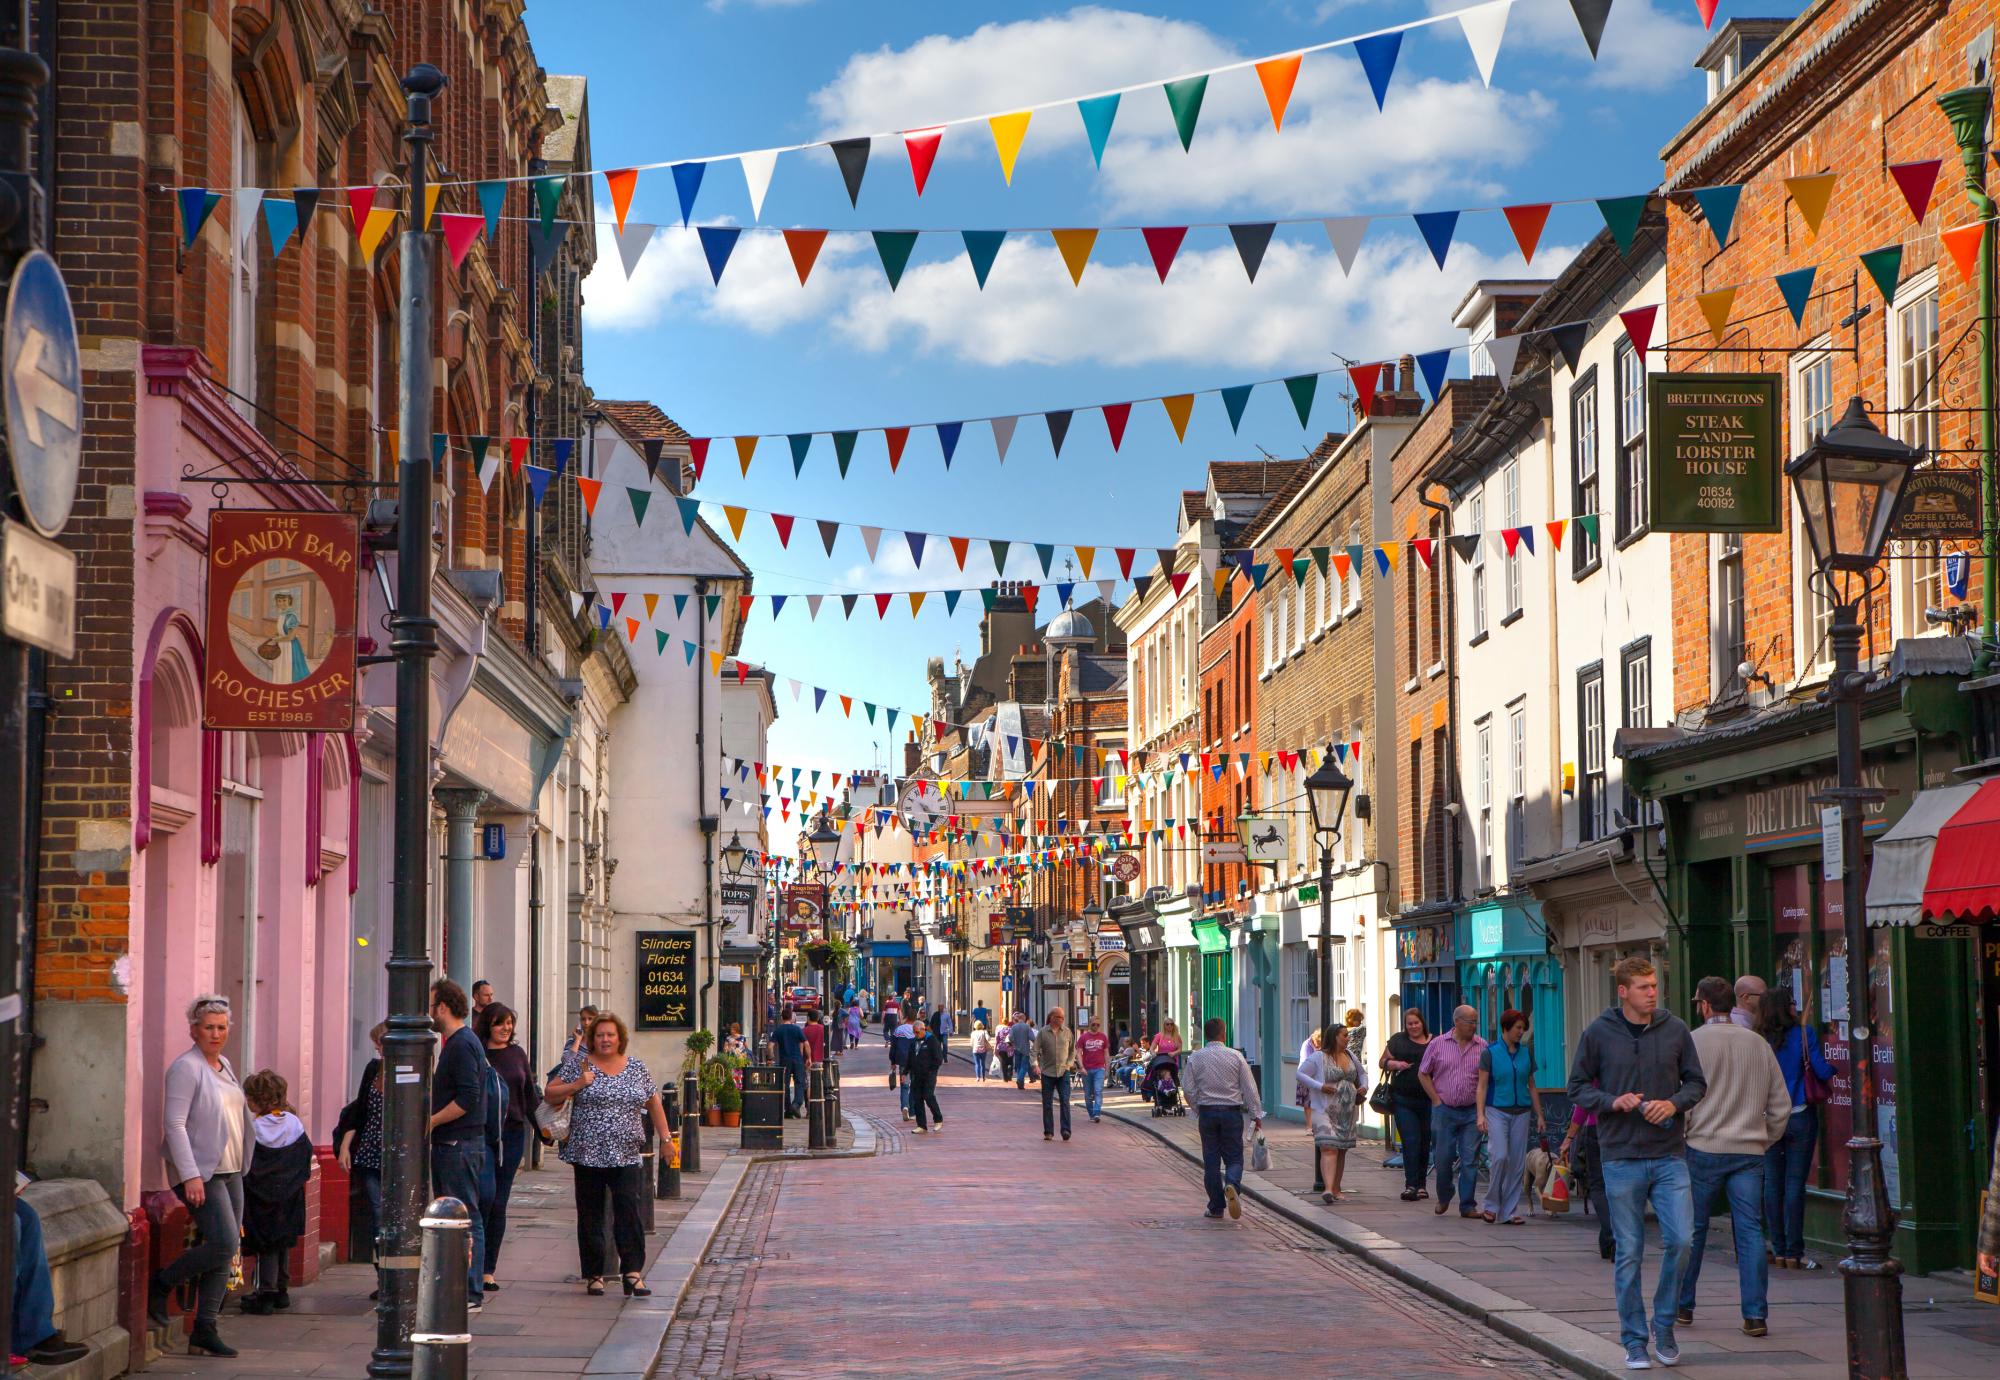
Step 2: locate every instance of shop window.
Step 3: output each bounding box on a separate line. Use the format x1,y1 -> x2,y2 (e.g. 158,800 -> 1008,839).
1888,274 -> 1948,637
1285,944 -> 1312,1052
229,94 -> 262,418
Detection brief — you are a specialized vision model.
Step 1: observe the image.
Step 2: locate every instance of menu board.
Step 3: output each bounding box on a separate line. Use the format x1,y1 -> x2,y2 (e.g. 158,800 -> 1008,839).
635,930 -> 696,1031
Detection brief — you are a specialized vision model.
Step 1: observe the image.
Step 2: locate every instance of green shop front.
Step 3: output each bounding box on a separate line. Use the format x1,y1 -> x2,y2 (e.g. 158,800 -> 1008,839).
1458,897 -> 1566,1092
1621,659 -> 1984,1274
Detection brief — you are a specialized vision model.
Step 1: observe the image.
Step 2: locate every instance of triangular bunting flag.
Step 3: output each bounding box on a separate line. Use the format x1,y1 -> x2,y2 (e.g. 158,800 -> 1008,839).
1486,333 -> 1523,382
1163,75 -> 1207,151
1051,227 -> 1098,285
697,225 -> 740,284
885,427 -> 909,472
990,539 -> 1011,573
615,221 -> 655,279
1102,402 -> 1132,451
817,519 -> 840,555
783,228 -> 827,285
905,530 -> 927,565
1503,204 -> 1551,265
991,415 -> 1018,463
345,185 -> 378,230
1459,0 -> 1512,86
1569,0 -> 1613,58
724,505 -> 747,540
1323,216 -> 1369,276
1696,0 -> 1720,27
1597,195 -> 1649,254
438,212 -> 482,268
627,488 -> 651,525
830,137 -> 871,207
1353,31 -> 1402,111
948,535 -> 970,569
524,465 -> 554,506
531,175 -> 564,232
771,513 -> 795,547
603,168 -> 639,230
861,526 -> 883,560
677,496 -> 702,534
1077,94 -> 1120,168
989,111 -> 1031,183
261,196 -> 299,256
788,433 -> 812,476
1859,245 -> 1904,303
1447,533 -> 1481,563
873,230 -> 918,290
1346,364 -> 1379,418
1255,53 -> 1302,129
1046,410 -> 1073,456
1547,322 -> 1589,373
1141,226 -> 1187,282
739,150 -> 778,221
1545,519 -> 1567,551
1229,222 -> 1275,282
937,421 -> 963,467
357,206 -> 398,264
904,127 -> 943,196
1890,159 -> 1942,223
1785,173 -> 1836,237
1775,265 -> 1817,327
1162,394 -> 1194,442
1285,374 -> 1319,427
1691,183 -> 1742,251
1221,384 -> 1253,432
576,476 -> 603,515
1619,305 -> 1658,364
1415,349 -> 1451,402
1696,286 -> 1737,344
962,229 -> 1006,289
476,180 -> 506,240
1413,209 -> 1459,268
735,435 -> 758,475
1942,222 -> 1985,282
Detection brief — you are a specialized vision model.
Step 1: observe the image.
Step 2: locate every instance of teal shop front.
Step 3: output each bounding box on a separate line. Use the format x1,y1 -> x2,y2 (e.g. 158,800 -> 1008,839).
1458,898 -> 1565,1090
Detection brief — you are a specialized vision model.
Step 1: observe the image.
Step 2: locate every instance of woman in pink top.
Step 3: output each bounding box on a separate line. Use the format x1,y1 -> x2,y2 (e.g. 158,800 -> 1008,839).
1150,1020 -> 1183,1058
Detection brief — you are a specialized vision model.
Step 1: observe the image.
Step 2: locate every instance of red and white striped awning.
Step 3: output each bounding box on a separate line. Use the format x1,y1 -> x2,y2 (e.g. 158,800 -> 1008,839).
1865,779 -> 2000,926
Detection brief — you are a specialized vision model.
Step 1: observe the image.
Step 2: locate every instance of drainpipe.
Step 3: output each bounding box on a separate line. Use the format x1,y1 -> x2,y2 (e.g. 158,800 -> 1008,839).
697,576 -> 716,1035
1940,83 -> 1995,671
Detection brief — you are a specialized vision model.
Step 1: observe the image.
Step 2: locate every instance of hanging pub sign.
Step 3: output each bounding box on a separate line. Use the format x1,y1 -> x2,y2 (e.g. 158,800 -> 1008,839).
782,883 -> 826,934
202,509 -> 360,731
1889,468 -> 1981,540
1646,373 -> 1783,533
634,930 -> 696,1031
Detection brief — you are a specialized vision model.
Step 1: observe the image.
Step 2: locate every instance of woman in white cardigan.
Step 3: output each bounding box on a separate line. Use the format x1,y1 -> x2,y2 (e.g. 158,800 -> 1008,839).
147,994 -> 254,1357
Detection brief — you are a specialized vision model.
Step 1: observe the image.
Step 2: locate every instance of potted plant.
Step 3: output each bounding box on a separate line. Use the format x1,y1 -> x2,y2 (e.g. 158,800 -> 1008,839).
716,1080 -> 742,1128
802,939 -> 835,971
682,1028 -> 715,1079
698,1058 -> 730,1126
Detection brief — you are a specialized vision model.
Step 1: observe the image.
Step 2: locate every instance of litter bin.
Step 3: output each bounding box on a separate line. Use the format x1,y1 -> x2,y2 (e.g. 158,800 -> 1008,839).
740,1064 -> 784,1150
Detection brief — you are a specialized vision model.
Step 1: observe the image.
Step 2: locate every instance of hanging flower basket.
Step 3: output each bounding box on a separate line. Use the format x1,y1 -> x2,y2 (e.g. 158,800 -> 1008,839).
803,941 -> 836,971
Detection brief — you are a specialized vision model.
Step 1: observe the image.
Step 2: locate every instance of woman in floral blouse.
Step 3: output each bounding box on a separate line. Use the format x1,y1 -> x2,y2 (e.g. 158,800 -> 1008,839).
544,1012 -> 675,1296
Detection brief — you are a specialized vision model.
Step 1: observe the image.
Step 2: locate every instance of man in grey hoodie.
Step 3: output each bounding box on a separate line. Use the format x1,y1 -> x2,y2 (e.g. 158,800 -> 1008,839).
1567,956 -> 1707,1371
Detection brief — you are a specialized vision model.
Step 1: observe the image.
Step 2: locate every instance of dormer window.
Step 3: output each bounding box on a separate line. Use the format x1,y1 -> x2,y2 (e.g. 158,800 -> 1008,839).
1696,19 -> 1789,104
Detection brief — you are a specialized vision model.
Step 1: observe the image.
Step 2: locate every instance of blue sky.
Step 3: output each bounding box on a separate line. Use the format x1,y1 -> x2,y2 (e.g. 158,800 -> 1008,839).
528,0 -> 1807,795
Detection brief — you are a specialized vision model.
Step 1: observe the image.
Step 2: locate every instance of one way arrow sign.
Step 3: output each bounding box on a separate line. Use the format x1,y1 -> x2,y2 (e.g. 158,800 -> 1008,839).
4,250 -> 83,538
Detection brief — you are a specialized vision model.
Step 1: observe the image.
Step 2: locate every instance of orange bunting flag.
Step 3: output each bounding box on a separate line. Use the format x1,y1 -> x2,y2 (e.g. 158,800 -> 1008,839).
783,228 -> 827,285
949,535 -> 970,569
989,111 -> 1032,184
1696,286 -> 1737,343
1051,228 -> 1098,285
1162,394 -> 1194,442
1331,550 -> 1352,581
357,206 -> 398,264
643,593 -> 660,620
1503,204 -> 1551,265
723,505 -> 747,539
909,591 -> 927,616
1546,518 -> 1567,550
1255,53 -> 1303,131
423,184 -> 444,229
1378,542 -> 1400,572
1075,546 -> 1096,579
576,477 -> 603,514
709,651 -> 724,675
1784,173 -> 1837,237
839,695 -> 853,717
603,168 -> 638,232
625,618 -> 640,642
735,436 -> 758,475
1941,222 -> 1985,282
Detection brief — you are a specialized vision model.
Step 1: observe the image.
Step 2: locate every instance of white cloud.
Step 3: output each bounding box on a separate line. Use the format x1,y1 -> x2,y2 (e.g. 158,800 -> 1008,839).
586,214 -> 1577,375
804,7 -> 1548,215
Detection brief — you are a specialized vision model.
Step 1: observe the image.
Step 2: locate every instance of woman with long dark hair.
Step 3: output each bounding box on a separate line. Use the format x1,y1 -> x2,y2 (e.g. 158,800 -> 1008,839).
1757,984 -> 1833,1270
477,1003 -> 543,1291
1380,1008 -> 1434,1201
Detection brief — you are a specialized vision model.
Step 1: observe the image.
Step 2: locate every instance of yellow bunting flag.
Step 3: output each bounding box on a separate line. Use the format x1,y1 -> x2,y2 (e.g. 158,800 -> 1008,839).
423,184 -> 444,228
1379,542 -> 1400,571
723,505 -> 747,539
1696,286 -> 1737,344
1162,394 -> 1194,442
1255,54 -> 1303,131
1212,566 -> 1231,597
909,591 -> 927,616
1051,228 -> 1098,285
708,651 -> 724,675
735,435 -> 758,475
1784,173 -> 1837,237
989,111 -> 1032,185
1075,546 -> 1095,579
357,206 -> 398,263
643,593 -> 660,620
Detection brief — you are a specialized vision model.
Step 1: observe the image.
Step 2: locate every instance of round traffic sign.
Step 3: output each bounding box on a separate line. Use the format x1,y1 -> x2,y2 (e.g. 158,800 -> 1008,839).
3,250 -> 83,537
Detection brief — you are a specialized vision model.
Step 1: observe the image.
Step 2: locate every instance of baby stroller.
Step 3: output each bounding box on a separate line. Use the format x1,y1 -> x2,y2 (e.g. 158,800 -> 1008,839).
1139,1053 -> 1186,1117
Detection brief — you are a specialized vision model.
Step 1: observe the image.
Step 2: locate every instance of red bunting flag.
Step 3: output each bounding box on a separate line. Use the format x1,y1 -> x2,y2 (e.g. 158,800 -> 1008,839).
1619,304 -> 1659,364
1890,159 -> 1942,224
885,427 -> 910,471
689,437 -> 710,481
346,186 -> 378,228
1503,204 -> 1551,265
904,127 -> 944,196
1411,538 -> 1435,570
783,228 -> 827,285
1501,528 -> 1522,556
1141,226 -> 1188,282
439,213 -> 483,268
576,477 -> 603,514
771,513 -> 794,546
508,437 -> 529,473
873,593 -> 893,618
739,596 -> 753,622
1102,402 -> 1132,450
1116,547 -> 1136,578
1695,0 -> 1719,28
949,535 -> 970,569
1348,363 -> 1382,416
610,592 -> 627,614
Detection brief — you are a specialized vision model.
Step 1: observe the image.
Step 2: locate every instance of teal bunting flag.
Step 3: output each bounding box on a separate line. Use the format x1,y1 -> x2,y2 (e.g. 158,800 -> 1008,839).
873,230 -> 918,290
627,488 -> 651,525
833,430 -> 858,477
789,433 -> 813,475
1775,266 -> 1817,327
1077,94 -> 1119,167
1691,184 -> 1742,251
261,197 -> 299,255
962,229 -> 1005,288
676,496 -> 701,534
1221,384 -> 1253,432
477,181 -> 506,241
533,175 -> 564,231
1596,195 -> 1649,254
1284,374 -> 1317,427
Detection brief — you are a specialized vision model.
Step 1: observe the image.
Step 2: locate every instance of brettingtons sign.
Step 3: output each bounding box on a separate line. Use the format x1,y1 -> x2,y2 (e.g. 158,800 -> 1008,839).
203,509 -> 360,731
1647,373 -> 1783,534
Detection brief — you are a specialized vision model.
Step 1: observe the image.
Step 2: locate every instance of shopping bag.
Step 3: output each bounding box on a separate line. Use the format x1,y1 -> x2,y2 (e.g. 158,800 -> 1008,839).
1541,1162 -> 1572,1214
1248,1134 -> 1271,1173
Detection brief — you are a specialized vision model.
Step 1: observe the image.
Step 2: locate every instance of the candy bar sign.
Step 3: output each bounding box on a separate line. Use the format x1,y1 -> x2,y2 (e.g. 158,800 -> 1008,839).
203,509 -> 360,731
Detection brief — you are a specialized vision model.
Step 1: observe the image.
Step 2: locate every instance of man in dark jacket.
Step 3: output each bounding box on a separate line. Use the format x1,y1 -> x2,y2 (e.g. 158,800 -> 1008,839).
889,1015 -> 918,1119
907,1019 -> 947,1133
771,1010 -> 809,1118
1567,956 -> 1707,1371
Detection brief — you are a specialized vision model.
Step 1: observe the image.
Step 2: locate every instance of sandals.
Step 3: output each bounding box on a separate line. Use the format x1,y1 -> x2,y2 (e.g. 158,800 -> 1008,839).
1503,1217 -> 1526,1226
585,1277 -> 606,1296
623,1274 -> 653,1297
1480,1210 -> 1498,1223
1400,1188 -> 1421,1202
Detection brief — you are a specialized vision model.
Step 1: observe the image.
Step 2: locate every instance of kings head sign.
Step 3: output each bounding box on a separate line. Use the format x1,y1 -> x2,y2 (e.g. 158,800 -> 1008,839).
203,510 -> 360,731
1647,374 -> 1783,534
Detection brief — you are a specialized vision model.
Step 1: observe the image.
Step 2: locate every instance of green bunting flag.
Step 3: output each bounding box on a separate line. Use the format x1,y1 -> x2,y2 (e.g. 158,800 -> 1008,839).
534,175 -> 564,231
1859,244 -> 1904,303
1597,195 -> 1649,254
1284,374 -> 1317,427
873,230 -> 919,289
834,430 -> 858,477
1163,76 -> 1207,152
627,488 -> 651,525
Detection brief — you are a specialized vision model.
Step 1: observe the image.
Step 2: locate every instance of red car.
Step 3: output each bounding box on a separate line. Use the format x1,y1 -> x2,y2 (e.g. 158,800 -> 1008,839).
783,985 -> 824,1011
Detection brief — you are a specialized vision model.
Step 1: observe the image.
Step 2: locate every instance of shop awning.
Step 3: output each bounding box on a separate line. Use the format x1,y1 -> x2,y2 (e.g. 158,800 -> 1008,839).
1864,779 -> 1993,926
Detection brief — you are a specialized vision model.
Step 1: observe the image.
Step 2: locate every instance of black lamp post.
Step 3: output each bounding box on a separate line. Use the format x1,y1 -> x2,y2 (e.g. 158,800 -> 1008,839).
1302,759 -> 1354,1075
1784,397 -> 1918,1380
808,820 -> 840,1008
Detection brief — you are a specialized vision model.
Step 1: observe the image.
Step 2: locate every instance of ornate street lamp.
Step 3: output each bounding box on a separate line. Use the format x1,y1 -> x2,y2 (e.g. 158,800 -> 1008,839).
1785,397 -> 1920,1380
1302,758 -> 1354,1106
720,830 -> 749,878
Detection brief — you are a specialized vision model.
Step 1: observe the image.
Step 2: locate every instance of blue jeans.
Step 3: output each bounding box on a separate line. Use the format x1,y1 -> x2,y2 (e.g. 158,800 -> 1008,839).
1083,1067 -> 1107,1118
1603,1155 -> 1693,1351
1041,1073 -> 1073,1137
1680,1149 -> 1768,1321
783,1057 -> 809,1115
483,1122 -> 527,1274
1481,1107 -> 1532,1220
1763,1107 -> 1817,1259
1197,1106 -> 1246,1214
1431,1103 -> 1480,1207
430,1139 -> 488,1305
13,1200 -> 57,1355
973,1051 -> 990,1081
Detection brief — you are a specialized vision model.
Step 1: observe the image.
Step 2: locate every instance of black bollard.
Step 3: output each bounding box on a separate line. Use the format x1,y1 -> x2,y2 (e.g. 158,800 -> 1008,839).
680,1070 -> 702,1174
412,1197 -> 470,1380
807,1063 -> 828,1149
658,1084 -> 682,1199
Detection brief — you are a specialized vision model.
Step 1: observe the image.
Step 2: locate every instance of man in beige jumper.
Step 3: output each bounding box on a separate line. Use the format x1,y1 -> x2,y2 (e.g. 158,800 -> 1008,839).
1677,976 -> 1791,1337
1035,1009 -> 1079,1142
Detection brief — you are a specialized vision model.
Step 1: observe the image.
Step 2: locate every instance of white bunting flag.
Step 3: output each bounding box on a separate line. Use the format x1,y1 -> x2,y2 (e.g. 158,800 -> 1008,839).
739,150 -> 778,222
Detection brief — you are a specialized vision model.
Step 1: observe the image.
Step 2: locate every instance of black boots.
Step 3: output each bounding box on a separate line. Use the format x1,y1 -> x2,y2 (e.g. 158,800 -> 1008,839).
188,1322 -> 237,1357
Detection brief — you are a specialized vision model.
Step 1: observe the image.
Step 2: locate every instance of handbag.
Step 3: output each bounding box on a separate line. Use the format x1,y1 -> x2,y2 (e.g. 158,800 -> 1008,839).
1248,1134 -> 1271,1173
1369,1081 -> 1396,1116
540,1097 -> 572,1143
1799,1026 -> 1830,1106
